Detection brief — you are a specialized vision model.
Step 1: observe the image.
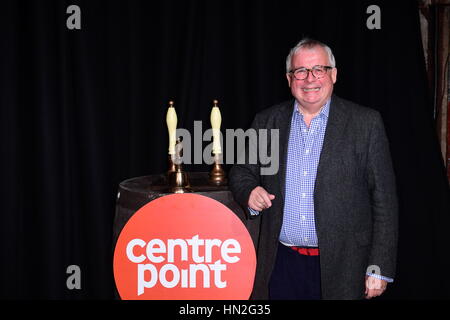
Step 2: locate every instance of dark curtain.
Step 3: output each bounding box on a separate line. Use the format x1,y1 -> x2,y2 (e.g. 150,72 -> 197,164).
1,0 -> 449,299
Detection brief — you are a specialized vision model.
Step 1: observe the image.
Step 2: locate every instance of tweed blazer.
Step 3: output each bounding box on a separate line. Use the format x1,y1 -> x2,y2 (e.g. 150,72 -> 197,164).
229,95 -> 398,300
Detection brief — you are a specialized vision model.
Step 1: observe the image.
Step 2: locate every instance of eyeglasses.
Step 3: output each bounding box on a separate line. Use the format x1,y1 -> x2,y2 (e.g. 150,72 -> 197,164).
289,65 -> 333,80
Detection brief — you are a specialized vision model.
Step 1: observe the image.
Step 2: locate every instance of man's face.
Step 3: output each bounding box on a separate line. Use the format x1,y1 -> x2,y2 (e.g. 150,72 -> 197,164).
286,46 -> 337,110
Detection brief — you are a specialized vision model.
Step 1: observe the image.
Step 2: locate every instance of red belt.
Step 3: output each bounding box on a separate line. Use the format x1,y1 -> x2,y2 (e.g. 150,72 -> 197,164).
290,246 -> 320,256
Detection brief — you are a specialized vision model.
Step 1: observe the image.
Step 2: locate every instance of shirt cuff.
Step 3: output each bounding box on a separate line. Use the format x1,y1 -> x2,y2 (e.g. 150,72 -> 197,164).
366,273 -> 394,283
248,207 -> 261,216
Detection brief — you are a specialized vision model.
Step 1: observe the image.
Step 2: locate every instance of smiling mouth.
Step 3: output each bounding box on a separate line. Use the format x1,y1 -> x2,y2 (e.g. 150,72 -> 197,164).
302,87 -> 320,92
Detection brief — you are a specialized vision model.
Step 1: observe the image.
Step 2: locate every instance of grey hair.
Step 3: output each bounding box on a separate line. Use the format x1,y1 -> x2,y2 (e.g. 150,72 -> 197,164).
286,38 -> 336,72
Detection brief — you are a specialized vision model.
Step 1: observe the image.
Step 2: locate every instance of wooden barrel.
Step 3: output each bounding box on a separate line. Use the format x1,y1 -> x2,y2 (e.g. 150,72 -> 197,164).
112,172 -> 248,250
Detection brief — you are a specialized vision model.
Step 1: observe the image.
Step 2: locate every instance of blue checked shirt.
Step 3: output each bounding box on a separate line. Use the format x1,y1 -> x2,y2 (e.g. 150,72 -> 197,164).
249,99 -> 393,283
279,100 -> 329,248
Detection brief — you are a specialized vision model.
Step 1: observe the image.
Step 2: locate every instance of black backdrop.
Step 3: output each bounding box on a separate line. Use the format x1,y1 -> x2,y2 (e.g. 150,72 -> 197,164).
1,0 -> 449,299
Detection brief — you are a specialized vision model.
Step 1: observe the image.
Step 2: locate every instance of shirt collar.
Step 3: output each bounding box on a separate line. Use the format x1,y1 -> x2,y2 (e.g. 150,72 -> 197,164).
294,99 -> 331,119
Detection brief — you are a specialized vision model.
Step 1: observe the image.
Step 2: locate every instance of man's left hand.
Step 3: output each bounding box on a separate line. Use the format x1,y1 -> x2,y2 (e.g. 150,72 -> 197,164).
365,276 -> 387,299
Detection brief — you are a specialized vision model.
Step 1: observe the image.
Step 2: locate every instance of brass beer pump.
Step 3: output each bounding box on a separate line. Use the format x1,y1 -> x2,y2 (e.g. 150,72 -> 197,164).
209,100 -> 227,186
166,101 -> 191,193
166,101 -> 177,175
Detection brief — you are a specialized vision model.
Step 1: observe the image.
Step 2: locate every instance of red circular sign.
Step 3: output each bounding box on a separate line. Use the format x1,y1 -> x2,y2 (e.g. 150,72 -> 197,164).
113,193 -> 256,299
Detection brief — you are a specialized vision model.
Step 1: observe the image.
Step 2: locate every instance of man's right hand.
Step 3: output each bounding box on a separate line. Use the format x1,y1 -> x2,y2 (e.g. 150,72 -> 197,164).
248,186 -> 275,212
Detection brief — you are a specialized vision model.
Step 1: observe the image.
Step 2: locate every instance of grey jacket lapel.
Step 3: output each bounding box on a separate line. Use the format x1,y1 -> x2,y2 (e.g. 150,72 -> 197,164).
277,100 -> 295,202
315,95 -> 349,193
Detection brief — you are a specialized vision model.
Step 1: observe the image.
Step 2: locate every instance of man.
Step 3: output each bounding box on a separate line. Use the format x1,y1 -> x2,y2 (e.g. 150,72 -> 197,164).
229,38 -> 398,300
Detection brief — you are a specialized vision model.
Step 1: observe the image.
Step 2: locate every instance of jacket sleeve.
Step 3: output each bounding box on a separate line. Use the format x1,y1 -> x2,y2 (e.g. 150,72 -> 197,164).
367,111 -> 399,279
228,114 -> 263,213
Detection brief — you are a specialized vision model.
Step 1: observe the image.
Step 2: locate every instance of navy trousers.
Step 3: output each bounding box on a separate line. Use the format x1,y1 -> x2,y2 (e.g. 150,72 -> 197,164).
268,242 -> 322,300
